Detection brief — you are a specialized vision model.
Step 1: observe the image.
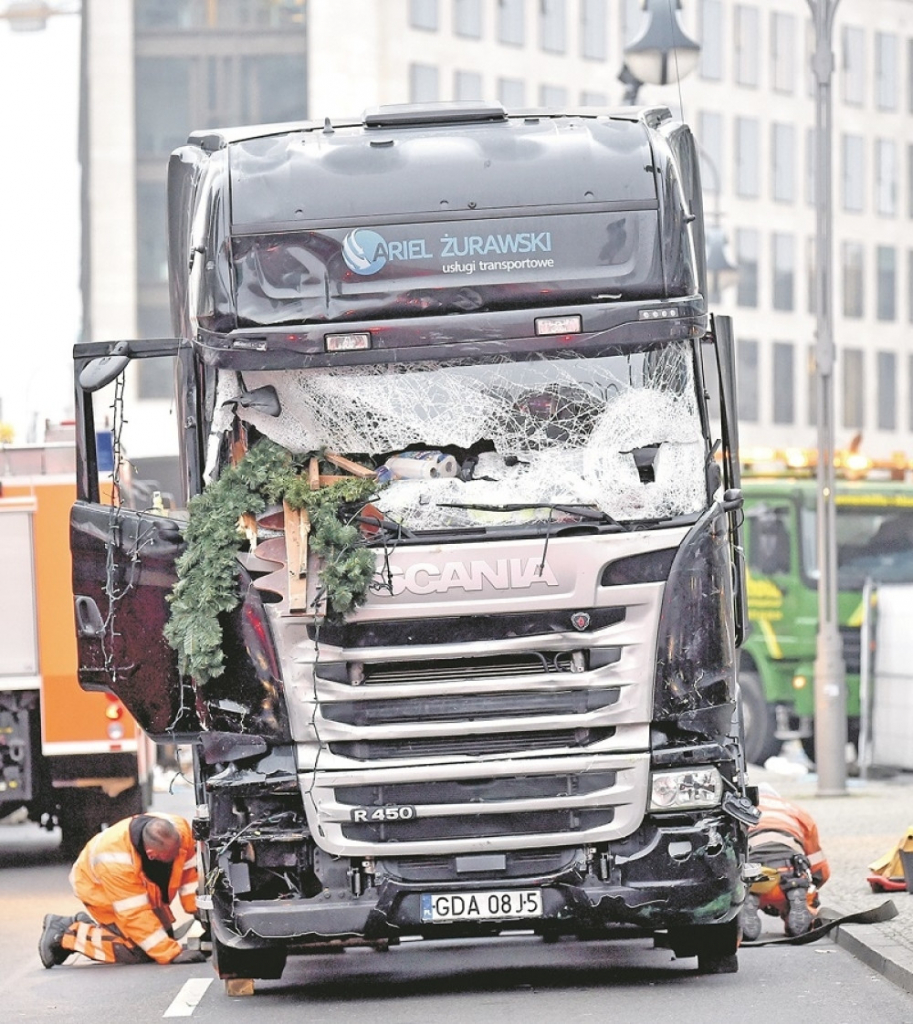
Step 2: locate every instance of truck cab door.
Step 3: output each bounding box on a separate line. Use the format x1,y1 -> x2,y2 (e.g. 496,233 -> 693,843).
70,338 -> 201,739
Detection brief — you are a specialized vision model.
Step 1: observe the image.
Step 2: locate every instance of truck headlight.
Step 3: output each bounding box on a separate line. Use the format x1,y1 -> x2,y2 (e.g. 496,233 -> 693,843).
649,767 -> 723,811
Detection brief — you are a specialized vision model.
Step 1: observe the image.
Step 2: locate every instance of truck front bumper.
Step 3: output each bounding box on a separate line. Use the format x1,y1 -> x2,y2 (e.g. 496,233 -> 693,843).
214,814 -> 745,949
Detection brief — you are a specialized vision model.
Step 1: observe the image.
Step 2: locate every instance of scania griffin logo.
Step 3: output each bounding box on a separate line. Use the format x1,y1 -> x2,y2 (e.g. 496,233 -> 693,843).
381,557 -> 560,597
342,229 -> 388,275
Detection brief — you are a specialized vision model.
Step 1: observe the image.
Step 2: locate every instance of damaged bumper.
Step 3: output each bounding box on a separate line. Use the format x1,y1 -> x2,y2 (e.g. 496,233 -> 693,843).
213,813 -> 744,948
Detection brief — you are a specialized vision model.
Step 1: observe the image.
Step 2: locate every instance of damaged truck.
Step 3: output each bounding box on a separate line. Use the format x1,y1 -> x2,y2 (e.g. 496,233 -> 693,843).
70,101 -> 754,988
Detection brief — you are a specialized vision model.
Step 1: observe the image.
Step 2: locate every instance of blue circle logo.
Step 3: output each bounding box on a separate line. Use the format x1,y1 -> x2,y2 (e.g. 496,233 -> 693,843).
342,229 -> 388,275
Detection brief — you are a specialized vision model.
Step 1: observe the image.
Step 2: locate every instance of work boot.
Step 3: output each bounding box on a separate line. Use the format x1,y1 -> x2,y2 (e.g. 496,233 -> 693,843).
739,893 -> 762,942
784,886 -> 813,936
38,914 -> 74,968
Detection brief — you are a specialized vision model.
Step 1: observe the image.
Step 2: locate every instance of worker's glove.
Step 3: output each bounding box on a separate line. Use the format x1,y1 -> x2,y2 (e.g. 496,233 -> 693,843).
171,948 -> 208,965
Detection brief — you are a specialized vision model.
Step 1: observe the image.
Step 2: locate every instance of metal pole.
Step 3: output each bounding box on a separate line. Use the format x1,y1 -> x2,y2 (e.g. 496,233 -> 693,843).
808,0 -> 846,795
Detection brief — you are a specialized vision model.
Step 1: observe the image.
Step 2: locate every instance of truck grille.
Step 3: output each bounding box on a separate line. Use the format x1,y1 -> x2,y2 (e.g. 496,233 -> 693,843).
342,808 -> 615,842
322,689 -> 620,726
333,769 -> 618,805
308,606 -> 626,648
329,727 -> 616,761
305,753 -> 650,856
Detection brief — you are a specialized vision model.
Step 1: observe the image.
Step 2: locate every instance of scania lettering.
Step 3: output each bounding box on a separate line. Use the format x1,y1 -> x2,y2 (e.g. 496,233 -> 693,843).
69,102 -> 753,991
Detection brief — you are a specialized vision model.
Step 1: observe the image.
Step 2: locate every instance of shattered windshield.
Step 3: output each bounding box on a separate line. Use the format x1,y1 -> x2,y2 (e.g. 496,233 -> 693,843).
211,340 -> 709,529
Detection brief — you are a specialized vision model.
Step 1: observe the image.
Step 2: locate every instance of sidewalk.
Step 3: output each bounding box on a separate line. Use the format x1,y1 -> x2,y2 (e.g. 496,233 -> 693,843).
746,748 -> 913,993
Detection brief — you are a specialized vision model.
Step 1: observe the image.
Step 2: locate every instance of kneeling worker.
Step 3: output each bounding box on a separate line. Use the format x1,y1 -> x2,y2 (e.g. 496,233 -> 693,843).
740,785 -> 830,941
39,812 -> 206,967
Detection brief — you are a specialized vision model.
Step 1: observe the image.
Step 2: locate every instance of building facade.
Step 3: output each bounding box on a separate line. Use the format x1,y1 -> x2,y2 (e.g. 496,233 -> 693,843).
81,0 -> 913,461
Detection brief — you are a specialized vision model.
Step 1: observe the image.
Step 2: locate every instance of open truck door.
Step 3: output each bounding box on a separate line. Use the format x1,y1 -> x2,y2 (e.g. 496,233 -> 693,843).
70,337 -> 201,739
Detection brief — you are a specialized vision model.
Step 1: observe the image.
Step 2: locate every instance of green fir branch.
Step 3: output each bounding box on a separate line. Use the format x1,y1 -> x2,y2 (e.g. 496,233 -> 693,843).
164,440 -> 379,682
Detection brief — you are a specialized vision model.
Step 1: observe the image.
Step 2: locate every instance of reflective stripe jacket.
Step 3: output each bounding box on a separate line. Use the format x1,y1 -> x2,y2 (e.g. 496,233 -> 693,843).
69,812 -> 198,964
747,792 -> 831,887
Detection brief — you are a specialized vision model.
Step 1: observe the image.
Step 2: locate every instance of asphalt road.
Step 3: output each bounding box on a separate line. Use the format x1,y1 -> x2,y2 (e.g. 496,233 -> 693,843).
3,806 -> 913,1024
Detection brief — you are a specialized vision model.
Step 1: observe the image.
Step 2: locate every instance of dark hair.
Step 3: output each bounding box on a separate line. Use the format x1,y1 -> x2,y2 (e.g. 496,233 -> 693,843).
142,818 -> 180,854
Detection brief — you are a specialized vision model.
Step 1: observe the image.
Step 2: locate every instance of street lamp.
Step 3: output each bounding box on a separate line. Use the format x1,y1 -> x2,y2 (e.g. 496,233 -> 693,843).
0,1 -> 78,31
620,0 -> 701,104
808,0 -> 846,796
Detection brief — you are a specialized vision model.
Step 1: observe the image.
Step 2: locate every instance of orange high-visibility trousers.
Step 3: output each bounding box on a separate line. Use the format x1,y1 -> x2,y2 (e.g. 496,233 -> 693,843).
60,918 -> 153,965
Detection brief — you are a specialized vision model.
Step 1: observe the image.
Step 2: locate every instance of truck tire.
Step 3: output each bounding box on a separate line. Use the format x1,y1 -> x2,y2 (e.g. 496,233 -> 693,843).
738,667 -> 781,766
212,935 -> 287,982
667,919 -> 740,975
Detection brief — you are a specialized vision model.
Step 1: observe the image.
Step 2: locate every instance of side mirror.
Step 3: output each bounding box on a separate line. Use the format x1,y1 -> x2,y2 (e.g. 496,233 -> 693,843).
78,341 -> 130,392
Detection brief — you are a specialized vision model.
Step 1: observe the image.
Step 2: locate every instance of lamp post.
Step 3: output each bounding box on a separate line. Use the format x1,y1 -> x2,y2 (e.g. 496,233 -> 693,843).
808,0 -> 846,796
620,0 -> 701,104
0,1 -> 78,30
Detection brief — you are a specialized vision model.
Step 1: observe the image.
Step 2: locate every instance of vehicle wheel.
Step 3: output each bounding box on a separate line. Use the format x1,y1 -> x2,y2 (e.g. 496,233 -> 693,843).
800,717 -> 860,766
738,666 -> 781,765
212,934 -> 287,981
668,919 -> 740,975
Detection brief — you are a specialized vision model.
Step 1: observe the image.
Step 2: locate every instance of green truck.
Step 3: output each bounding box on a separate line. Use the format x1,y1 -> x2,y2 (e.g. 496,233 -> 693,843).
739,466 -> 913,765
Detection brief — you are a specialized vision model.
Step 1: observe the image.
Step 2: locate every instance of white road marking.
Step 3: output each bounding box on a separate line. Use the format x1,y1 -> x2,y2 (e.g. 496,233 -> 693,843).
163,977 -> 213,1017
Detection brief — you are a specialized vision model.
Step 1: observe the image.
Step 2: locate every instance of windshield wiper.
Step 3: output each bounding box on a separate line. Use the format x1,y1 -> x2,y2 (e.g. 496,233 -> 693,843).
439,502 -> 629,531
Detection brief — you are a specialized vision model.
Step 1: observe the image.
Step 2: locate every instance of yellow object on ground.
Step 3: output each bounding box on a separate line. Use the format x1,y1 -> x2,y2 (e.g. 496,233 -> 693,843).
868,828 -> 913,879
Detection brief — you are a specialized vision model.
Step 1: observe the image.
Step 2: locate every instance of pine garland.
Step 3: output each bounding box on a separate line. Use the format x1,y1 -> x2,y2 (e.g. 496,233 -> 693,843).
164,439 -> 377,682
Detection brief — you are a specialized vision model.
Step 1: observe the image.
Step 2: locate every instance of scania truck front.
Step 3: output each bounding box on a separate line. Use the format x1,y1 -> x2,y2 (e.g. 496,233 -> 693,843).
69,102 -> 752,989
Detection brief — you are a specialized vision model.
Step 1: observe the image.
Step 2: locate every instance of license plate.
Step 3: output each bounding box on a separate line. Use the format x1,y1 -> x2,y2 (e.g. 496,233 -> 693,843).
420,889 -> 543,923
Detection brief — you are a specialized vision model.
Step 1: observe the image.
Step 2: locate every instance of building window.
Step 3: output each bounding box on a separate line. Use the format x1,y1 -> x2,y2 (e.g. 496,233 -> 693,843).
698,111 -> 724,195
497,0 -> 524,45
807,345 -> 817,427
908,39 -> 913,114
539,0 -> 566,53
580,0 -> 607,60
453,0 -> 482,38
409,0 -> 438,31
842,241 -> 864,318
580,90 -> 607,106
699,0 -> 723,81
908,355 -> 913,430
877,351 -> 897,430
539,84 -> 567,106
772,342 -> 795,424
737,338 -> 759,422
137,181 -> 168,286
735,117 -> 760,197
908,145 -> 913,218
772,123 -> 795,202
772,233 -> 794,311
732,5 -> 761,86
736,229 -> 759,307
454,70 -> 483,101
908,250 -> 913,323
498,76 -> 525,107
771,11 -> 795,93
875,139 -> 897,217
409,63 -> 439,102
842,25 -> 865,105
875,32 -> 898,111
806,236 -> 816,315
805,127 -> 816,207
734,5 -> 760,87
135,57 -> 192,156
842,133 -> 865,212
842,348 -> 864,431
877,245 -> 897,321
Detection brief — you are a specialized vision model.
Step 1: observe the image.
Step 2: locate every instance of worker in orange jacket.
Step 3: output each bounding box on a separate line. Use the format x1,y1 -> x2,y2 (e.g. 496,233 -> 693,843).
740,786 -> 831,941
39,812 -> 206,967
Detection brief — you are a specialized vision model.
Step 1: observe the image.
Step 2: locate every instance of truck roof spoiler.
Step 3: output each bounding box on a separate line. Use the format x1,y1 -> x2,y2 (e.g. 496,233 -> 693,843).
362,101 -> 508,128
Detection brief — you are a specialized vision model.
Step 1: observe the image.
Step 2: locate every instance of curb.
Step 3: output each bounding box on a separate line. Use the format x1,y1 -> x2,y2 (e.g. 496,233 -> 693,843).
832,921 -> 913,995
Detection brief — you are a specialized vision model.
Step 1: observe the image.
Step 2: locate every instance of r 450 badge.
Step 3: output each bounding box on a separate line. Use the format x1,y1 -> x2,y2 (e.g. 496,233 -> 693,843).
350,805 -> 417,822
